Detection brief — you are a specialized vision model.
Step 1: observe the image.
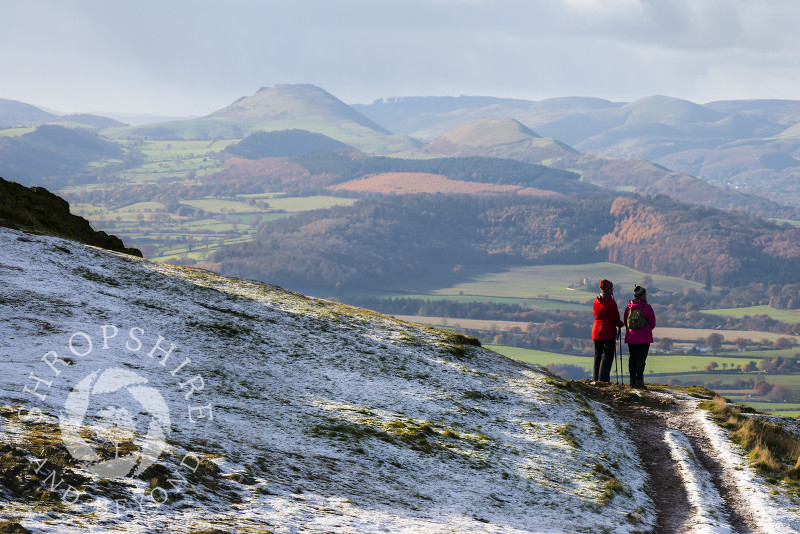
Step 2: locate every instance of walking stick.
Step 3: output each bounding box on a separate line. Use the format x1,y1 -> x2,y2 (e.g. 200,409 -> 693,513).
618,330 -> 623,386
614,329 -> 619,384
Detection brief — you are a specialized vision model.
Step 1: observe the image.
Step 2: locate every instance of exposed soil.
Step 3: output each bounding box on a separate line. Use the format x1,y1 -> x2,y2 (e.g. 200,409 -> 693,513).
651,392 -> 755,533
575,380 -> 764,533
625,404 -> 693,533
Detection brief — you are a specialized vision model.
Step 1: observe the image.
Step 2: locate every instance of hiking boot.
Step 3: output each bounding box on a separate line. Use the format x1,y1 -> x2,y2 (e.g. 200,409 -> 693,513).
634,379 -> 647,390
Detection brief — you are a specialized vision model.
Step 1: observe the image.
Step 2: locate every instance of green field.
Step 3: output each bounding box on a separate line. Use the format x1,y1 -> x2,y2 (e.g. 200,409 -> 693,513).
660,373 -> 800,387
487,345 -> 760,374
0,127 -> 35,137
268,196 -> 357,212
721,399 -> 800,417
487,345 -> 591,367
428,262 -> 709,303
72,193 -> 355,263
104,139 -> 237,184
139,139 -> 235,156
488,344 -> 800,415
770,218 -> 800,227
701,304 -> 800,324
117,201 -> 167,213
376,293 -> 586,311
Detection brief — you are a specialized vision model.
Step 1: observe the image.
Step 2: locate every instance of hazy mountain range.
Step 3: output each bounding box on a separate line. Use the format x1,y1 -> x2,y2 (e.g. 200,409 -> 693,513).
3,84 -> 800,212
355,94 -> 800,207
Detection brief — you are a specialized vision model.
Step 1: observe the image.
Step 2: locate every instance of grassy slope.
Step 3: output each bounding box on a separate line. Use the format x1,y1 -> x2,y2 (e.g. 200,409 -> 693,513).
0,226 -> 657,532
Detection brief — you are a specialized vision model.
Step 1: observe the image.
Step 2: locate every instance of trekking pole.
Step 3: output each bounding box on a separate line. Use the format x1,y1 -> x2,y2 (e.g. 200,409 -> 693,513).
619,331 -> 623,386
614,330 -> 619,384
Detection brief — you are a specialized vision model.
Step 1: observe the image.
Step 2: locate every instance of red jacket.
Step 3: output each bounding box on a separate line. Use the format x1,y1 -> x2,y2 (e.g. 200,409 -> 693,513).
623,299 -> 656,344
592,295 -> 623,341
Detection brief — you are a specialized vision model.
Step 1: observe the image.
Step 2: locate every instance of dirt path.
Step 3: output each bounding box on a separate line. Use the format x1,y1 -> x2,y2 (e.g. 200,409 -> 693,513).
580,382 -> 772,533
655,391 -> 759,533
624,402 -> 694,533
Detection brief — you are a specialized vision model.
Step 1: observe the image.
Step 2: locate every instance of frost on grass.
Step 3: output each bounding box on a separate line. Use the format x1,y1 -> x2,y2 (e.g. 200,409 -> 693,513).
667,390 -> 800,534
664,428 -> 733,533
1,227 -> 657,532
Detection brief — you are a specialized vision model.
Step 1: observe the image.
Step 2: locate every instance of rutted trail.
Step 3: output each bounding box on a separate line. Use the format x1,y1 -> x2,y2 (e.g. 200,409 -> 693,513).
623,388 -> 800,534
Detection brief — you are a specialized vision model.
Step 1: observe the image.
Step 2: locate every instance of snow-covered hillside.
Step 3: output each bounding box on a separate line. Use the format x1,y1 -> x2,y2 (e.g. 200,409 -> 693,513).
0,226 -> 797,533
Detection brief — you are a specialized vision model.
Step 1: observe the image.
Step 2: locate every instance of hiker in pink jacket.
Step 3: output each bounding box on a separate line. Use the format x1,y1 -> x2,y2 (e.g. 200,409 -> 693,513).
623,285 -> 656,389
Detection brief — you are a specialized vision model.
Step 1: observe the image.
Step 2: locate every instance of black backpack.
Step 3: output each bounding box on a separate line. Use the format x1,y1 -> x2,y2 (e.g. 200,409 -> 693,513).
627,306 -> 646,330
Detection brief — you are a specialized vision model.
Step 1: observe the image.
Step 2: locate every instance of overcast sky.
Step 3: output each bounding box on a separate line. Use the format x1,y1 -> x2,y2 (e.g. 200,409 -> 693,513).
3,0 -> 799,117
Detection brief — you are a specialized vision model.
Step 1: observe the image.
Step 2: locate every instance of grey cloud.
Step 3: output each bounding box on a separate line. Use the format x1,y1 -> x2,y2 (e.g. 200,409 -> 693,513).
1,0 -> 799,114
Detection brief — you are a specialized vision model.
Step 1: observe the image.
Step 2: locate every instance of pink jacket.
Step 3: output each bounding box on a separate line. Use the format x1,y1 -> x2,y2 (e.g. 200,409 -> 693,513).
623,299 -> 656,344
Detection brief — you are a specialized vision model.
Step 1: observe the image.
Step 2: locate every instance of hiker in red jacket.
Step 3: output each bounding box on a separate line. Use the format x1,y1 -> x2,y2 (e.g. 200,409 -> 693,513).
592,279 -> 623,382
623,285 -> 656,389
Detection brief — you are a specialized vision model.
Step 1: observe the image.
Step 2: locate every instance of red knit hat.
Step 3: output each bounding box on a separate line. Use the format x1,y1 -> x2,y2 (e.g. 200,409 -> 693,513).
599,279 -> 613,292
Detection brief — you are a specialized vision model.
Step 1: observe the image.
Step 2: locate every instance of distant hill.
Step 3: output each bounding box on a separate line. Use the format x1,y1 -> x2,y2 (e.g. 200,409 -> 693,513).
207,191 -> 800,293
705,99 -> 800,125
0,124 -> 129,188
353,95 -> 622,141
357,94 -> 800,208
107,84 -> 420,155
208,84 -> 391,133
412,118 -> 576,161
410,118 -> 798,219
225,129 -> 353,158
207,194 -> 612,293
352,95 -> 534,136
0,99 -> 126,131
44,113 -> 126,131
0,177 -> 141,256
0,98 -> 56,128
546,97 -> 800,207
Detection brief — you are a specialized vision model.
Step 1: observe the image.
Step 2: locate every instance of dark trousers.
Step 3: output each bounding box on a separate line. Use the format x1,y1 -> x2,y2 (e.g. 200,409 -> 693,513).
627,343 -> 650,381
593,339 -> 616,382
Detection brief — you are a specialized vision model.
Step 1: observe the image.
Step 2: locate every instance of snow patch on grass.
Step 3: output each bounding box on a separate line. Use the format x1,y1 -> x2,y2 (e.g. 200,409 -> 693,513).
664,428 -> 733,533
698,411 -> 800,533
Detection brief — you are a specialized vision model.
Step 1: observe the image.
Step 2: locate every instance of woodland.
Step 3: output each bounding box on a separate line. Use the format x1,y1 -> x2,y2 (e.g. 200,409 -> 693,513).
206,185 -> 800,293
